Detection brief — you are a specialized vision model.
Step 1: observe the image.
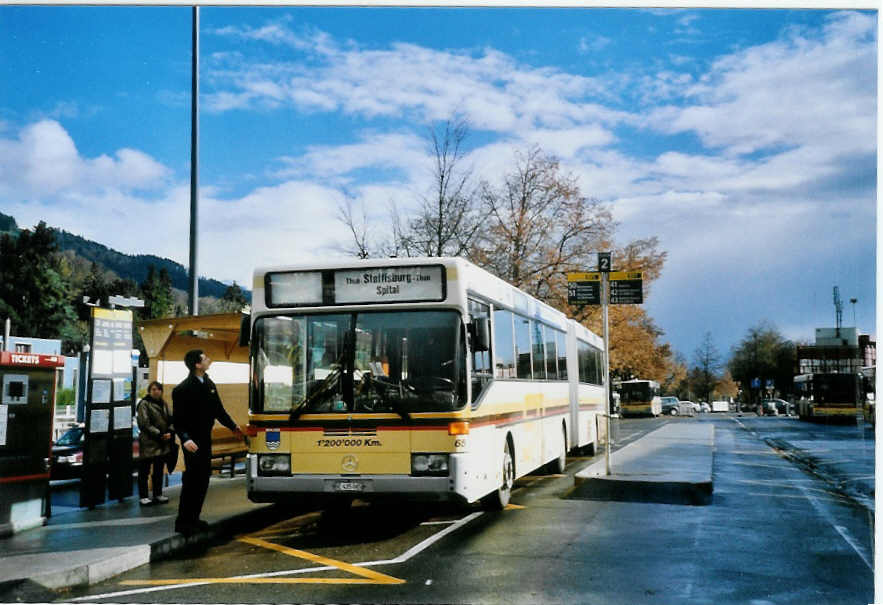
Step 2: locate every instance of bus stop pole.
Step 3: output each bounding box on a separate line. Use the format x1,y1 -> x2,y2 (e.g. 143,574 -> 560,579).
602,272 -> 611,476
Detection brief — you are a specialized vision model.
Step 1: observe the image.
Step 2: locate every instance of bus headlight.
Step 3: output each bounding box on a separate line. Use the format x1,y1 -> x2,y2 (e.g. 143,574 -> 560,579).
411,454 -> 449,476
258,454 -> 291,476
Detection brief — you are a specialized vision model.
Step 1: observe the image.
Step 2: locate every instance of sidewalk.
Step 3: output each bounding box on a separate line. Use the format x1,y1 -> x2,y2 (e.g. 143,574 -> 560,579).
571,422 -> 715,505
0,473 -> 289,601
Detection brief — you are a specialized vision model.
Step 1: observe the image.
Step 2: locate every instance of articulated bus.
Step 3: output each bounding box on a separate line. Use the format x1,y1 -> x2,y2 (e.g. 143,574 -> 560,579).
618,379 -> 661,417
242,257 -> 606,510
793,373 -> 860,423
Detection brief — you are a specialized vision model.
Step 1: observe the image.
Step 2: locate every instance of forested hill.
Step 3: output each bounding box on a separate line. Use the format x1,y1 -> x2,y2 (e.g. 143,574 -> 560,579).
2,212 -> 238,299
54,230 -> 233,298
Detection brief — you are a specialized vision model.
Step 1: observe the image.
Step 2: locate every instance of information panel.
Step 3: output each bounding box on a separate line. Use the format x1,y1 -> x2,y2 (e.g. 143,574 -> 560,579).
609,271 -> 644,304
567,272 -> 601,305
334,266 -> 445,304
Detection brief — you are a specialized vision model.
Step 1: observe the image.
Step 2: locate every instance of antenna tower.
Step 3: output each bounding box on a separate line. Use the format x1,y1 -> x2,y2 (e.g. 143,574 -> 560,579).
833,286 -> 843,332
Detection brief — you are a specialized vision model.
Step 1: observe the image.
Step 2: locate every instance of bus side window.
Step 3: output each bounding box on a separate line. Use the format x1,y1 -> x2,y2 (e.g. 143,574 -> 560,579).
494,309 -> 515,379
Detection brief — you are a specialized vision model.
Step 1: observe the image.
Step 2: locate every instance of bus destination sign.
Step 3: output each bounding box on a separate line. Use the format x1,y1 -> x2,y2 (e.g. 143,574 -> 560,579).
609,271 -> 643,304
566,272 -> 601,305
334,265 -> 445,304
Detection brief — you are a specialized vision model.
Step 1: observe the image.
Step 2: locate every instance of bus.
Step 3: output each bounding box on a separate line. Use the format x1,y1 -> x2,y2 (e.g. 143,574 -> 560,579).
618,379 -> 661,417
242,257 -> 607,511
860,366 -> 874,426
793,373 -> 860,422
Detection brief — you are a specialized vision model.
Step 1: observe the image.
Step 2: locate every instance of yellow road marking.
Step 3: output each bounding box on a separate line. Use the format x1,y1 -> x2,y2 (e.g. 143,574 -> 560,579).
238,536 -> 404,584
121,536 -> 405,587
504,503 -> 525,510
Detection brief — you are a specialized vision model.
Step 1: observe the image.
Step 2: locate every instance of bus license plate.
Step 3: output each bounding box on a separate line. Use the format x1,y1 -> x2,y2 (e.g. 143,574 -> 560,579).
333,480 -> 368,492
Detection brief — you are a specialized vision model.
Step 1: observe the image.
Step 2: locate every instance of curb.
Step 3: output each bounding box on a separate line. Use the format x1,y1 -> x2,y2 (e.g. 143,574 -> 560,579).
0,503 -> 295,600
570,423 -> 715,506
569,475 -> 713,505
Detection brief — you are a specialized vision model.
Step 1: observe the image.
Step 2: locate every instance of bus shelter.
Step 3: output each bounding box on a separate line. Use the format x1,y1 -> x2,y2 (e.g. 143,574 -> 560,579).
0,351 -> 64,535
137,313 -> 249,470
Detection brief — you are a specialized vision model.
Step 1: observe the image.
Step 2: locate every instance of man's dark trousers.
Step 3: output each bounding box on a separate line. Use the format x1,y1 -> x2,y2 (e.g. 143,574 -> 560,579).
179,446 -> 212,526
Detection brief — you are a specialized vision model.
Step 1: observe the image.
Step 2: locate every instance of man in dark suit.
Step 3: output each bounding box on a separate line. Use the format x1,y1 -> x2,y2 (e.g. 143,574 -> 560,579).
172,349 -> 243,535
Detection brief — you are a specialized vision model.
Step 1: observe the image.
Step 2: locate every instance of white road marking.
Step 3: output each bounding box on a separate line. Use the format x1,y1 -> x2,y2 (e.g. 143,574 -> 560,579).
795,477 -> 873,571
71,511 -> 483,601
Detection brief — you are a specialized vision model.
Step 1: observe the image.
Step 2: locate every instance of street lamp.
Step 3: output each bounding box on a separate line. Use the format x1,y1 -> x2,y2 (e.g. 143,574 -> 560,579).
849,298 -> 857,327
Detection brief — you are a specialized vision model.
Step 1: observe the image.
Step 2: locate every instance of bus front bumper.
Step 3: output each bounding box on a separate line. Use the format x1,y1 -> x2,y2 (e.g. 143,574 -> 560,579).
245,453 -> 471,503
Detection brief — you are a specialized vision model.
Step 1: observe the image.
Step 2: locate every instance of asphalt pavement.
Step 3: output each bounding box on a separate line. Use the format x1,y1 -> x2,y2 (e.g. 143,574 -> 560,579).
0,415 -> 874,605
0,473 -> 292,602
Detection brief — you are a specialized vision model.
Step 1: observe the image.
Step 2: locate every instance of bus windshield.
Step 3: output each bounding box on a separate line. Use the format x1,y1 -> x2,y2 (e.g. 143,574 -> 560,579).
620,382 -> 656,403
252,310 -> 466,415
800,374 -> 858,404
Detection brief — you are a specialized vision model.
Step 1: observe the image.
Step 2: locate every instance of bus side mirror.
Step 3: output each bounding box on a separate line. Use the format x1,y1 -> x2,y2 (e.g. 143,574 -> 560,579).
239,314 -> 251,347
469,318 -> 490,352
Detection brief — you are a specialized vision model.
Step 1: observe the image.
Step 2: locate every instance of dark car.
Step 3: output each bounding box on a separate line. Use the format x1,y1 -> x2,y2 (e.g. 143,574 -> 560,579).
50,424 -> 85,480
50,423 -> 140,480
661,396 -> 694,417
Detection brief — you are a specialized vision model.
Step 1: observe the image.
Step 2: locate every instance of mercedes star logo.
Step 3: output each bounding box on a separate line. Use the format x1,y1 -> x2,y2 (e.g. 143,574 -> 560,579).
341,454 -> 358,473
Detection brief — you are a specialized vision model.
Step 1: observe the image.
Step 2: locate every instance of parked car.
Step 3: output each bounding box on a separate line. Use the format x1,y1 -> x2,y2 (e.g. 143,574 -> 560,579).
51,422 -> 140,480
699,402 -> 710,413
760,399 -> 783,416
661,396 -> 694,417
767,398 -> 791,415
681,400 -> 701,414
51,423 -> 86,480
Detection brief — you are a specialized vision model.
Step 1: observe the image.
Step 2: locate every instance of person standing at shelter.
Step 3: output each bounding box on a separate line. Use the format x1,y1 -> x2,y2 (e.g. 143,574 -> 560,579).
172,349 -> 243,535
136,381 -> 175,505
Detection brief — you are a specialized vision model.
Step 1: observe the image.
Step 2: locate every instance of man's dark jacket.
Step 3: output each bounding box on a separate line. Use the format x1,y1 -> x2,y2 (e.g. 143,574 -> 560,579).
172,373 -> 237,451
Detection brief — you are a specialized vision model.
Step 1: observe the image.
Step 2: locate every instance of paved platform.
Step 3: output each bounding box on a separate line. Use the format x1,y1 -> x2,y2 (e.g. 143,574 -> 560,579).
0,474 -> 291,601
571,422 -> 715,505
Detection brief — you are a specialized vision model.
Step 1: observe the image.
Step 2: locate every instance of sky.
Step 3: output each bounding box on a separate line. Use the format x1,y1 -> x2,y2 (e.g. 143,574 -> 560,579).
0,5 -> 876,362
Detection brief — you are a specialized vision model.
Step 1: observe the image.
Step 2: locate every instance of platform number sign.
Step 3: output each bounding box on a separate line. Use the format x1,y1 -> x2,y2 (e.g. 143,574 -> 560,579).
598,252 -> 611,273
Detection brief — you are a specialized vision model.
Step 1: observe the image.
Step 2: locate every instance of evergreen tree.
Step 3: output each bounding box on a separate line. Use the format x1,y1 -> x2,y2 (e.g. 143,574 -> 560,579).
141,266 -> 174,319
219,281 -> 250,313
0,222 -> 80,352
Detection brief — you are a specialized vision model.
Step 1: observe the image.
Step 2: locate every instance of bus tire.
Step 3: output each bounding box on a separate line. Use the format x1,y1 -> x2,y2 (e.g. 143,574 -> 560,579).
482,440 -> 514,511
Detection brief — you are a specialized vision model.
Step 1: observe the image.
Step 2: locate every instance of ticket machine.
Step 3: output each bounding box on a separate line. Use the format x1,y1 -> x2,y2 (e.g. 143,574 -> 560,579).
0,351 -> 64,536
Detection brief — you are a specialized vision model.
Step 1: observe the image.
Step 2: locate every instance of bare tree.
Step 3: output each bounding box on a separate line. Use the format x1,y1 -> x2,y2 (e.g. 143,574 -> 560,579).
335,196 -> 372,259
472,145 -> 614,299
336,117 -> 480,259
692,331 -> 722,405
398,117 -> 481,257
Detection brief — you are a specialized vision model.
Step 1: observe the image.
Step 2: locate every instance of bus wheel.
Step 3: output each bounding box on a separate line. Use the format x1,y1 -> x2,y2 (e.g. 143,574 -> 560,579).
545,427 -> 567,474
482,441 -> 514,511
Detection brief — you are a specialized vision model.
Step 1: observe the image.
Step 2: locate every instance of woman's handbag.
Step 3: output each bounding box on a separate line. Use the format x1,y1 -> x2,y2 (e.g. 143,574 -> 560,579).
165,442 -> 180,473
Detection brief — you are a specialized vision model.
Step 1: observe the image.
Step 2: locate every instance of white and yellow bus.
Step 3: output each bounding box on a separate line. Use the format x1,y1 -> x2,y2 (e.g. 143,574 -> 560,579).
242,257 -> 606,510
618,379 -> 661,417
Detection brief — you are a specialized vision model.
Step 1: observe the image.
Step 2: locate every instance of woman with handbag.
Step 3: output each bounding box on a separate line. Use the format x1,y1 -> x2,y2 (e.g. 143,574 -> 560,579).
136,381 -> 176,505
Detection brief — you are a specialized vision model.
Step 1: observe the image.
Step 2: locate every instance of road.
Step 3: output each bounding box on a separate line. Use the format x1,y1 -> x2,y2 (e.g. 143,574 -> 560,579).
64,414 -> 873,605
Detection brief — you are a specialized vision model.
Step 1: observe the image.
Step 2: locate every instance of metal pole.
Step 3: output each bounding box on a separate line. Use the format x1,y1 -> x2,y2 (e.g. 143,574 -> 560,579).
188,5 -> 200,316
602,272 -> 611,476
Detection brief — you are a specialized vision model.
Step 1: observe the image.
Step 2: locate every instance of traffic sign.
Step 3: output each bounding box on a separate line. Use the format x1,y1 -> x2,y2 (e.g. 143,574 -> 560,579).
567,272 -> 601,305
609,271 -> 643,281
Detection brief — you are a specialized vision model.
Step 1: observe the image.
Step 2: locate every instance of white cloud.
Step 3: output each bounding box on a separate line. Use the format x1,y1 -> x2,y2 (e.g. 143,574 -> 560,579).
0,120 -> 170,199
645,11 -> 875,157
